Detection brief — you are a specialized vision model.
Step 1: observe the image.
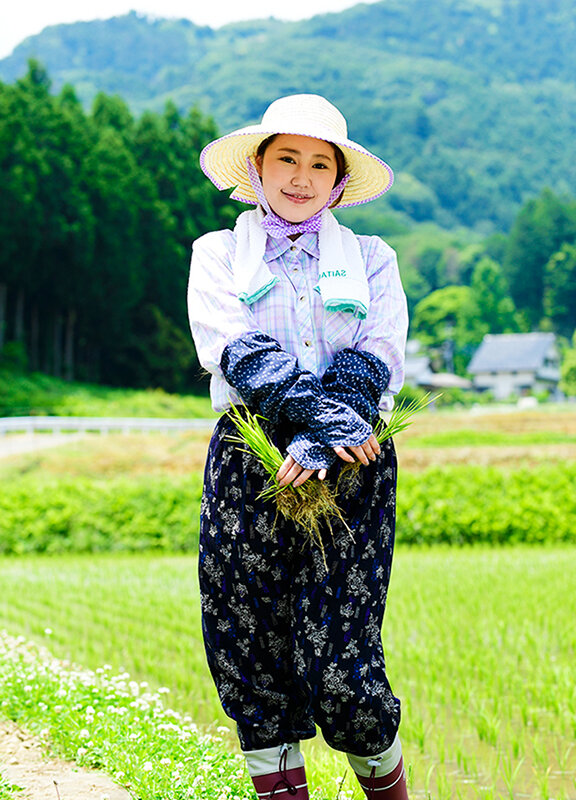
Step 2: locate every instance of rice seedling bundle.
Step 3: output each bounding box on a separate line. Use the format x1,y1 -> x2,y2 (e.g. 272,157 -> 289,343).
227,394 -> 436,555
225,405 -> 349,558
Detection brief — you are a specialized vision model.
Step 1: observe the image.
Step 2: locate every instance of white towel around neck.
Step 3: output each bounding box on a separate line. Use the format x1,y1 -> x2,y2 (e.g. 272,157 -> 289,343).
233,207 -> 370,319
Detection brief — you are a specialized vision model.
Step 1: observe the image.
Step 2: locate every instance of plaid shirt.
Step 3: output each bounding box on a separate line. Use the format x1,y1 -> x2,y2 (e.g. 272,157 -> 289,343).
188,226 -> 408,412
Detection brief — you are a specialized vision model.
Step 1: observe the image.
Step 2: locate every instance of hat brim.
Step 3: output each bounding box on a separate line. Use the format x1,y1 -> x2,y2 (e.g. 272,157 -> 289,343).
200,125 -> 393,208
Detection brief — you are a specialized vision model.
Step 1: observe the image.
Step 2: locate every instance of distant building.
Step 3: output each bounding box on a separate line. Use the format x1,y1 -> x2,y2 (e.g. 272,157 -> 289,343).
467,332 -> 561,400
404,340 -> 472,392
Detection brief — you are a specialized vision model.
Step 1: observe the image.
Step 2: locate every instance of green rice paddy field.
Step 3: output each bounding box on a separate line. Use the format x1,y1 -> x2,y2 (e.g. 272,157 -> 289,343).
1,404 -> 576,798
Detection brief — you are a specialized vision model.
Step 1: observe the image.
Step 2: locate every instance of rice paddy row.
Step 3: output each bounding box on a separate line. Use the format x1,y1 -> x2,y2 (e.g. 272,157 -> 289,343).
1,548 -> 575,798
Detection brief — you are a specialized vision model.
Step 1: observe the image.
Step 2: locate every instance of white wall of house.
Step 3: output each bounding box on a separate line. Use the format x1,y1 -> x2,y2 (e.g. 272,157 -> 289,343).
473,370 -> 542,400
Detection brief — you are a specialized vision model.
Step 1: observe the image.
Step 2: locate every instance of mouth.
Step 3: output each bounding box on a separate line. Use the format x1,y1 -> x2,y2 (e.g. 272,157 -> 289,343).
282,190 -> 314,203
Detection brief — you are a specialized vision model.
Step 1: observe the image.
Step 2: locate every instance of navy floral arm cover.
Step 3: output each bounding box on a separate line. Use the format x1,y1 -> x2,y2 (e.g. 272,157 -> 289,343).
220,332 -> 371,452
221,333 -> 389,471
321,348 -> 391,423
288,347 -> 391,469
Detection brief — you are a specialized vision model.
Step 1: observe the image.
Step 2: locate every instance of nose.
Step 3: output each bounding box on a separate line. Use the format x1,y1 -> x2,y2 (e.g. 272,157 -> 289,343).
291,163 -> 311,187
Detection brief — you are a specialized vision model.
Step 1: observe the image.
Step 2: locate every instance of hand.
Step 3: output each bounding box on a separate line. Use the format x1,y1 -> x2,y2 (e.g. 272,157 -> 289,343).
276,454 -> 328,488
332,432 -> 380,466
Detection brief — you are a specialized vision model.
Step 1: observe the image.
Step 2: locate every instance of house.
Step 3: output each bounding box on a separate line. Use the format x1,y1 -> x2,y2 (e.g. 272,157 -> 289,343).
404,340 -> 472,392
467,332 -> 561,400
404,342 -> 435,388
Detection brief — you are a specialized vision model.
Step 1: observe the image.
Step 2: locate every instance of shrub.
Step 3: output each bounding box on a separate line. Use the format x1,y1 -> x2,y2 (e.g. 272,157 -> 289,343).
0,476 -> 202,555
1,462 -> 575,554
397,463 -> 576,545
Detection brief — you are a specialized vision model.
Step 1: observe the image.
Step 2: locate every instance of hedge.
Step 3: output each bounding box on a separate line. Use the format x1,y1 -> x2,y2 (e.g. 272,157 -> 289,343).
0,475 -> 203,555
396,463 -> 576,545
0,463 -> 574,554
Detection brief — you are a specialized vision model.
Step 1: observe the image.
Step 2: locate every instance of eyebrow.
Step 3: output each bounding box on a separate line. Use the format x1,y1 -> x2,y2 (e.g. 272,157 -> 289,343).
276,147 -> 333,161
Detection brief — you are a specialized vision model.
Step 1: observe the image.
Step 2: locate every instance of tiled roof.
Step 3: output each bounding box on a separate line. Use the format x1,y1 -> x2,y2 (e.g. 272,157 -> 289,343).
468,333 -> 556,373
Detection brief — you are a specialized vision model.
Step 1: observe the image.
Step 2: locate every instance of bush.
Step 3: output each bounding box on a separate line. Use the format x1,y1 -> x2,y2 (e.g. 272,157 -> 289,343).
1,462 -> 574,554
0,476 -> 203,555
397,463 -> 576,545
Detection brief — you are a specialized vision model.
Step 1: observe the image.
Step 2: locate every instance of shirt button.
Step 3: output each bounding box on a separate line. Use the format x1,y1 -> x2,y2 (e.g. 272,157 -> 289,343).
290,246 -> 298,252
304,340 -> 311,347
299,295 -> 306,302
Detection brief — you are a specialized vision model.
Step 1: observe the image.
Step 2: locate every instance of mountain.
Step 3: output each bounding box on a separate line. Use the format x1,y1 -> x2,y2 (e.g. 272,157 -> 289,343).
2,0 -> 576,233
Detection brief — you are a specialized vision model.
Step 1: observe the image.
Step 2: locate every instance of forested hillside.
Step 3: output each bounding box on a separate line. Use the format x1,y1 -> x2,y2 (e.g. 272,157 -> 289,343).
0,63 -> 238,389
2,0 -> 576,231
2,2 -> 576,393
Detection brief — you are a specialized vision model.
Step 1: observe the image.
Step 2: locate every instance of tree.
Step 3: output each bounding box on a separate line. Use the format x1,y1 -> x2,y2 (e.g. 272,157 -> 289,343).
468,257 -> 520,335
411,285 -> 485,374
0,61 -> 95,375
80,124 -> 144,381
544,244 -> 576,339
0,61 -> 239,389
559,333 -> 576,397
503,189 -> 576,328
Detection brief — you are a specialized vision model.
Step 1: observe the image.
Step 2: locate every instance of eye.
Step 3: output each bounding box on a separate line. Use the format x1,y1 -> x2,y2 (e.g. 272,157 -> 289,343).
279,156 -> 296,164
313,162 -> 329,169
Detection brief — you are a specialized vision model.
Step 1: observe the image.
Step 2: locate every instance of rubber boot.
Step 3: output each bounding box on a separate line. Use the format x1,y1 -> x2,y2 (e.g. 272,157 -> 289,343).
347,734 -> 409,800
244,742 -> 309,799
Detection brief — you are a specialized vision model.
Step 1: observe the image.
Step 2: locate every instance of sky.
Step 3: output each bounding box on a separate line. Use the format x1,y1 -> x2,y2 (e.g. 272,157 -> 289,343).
1,0 -> 377,59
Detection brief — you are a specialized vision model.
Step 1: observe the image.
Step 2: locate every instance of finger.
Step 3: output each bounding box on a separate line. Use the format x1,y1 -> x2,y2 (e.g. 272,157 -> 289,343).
278,464 -> 303,487
333,445 -> 355,463
349,445 -> 370,466
276,455 -> 296,482
277,458 -> 302,486
368,433 -> 381,455
293,468 -> 315,488
361,442 -> 377,461
357,435 -> 379,461
318,468 -> 327,481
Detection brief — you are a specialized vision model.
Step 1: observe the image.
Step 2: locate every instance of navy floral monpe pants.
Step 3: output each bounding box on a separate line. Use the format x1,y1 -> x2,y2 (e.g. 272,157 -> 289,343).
198,413 -> 401,756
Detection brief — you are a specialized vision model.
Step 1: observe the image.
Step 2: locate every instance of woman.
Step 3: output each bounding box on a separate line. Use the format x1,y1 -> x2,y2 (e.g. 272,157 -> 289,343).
188,94 -> 409,800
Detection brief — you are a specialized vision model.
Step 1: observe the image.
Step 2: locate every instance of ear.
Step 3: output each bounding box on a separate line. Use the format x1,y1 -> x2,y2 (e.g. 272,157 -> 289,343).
255,154 -> 263,177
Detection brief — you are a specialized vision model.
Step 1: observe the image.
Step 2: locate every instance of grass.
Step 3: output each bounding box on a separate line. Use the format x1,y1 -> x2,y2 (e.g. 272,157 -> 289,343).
1,548 -> 575,799
0,629 -> 258,800
0,431 -> 214,480
409,428 -> 576,447
3,405 -> 575,481
0,369 -> 216,419
1,404 -> 576,797
0,775 -> 20,800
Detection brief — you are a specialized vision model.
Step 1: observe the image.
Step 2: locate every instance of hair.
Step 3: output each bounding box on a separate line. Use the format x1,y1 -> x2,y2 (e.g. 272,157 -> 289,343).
255,134 -> 348,198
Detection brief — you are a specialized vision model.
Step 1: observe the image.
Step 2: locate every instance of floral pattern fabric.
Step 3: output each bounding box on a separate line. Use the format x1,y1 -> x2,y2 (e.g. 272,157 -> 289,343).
199,412 -> 401,756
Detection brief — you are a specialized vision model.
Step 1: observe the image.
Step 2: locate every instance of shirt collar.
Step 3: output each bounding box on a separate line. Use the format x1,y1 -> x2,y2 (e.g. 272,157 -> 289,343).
264,232 -> 320,263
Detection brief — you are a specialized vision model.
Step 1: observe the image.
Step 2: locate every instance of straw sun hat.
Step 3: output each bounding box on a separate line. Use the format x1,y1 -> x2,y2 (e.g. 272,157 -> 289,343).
200,94 -> 393,208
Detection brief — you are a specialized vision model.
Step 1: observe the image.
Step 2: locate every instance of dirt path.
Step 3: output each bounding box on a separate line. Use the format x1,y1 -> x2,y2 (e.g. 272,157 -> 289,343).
0,721 -> 132,800
0,435 -> 86,460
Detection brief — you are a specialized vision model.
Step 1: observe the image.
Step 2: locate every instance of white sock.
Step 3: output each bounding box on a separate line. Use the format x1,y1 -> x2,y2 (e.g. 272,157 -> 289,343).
346,734 -> 403,778
244,742 -> 305,777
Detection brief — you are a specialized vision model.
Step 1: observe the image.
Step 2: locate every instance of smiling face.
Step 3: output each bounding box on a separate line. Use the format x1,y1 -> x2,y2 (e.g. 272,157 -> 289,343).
255,134 -> 339,223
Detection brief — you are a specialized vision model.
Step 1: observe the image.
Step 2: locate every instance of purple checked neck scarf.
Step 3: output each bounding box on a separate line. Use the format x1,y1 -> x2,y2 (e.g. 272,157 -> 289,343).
234,160 -> 370,319
246,157 -> 350,237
